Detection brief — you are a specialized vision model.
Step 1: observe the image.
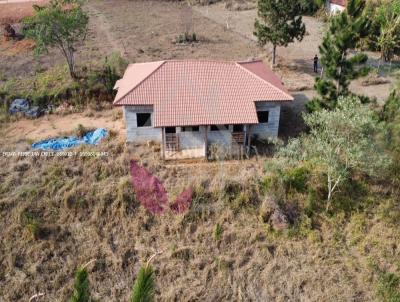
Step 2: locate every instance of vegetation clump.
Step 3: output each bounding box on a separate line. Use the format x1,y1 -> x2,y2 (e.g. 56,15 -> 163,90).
175,32 -> 198,44
69,266 -> 91,302
310,0 -> 370,110
254,0 -> 305,65
130,263 -> 155,302
278,96 -> 390,210
23,0 -> 89,79
366,0 -> 400,63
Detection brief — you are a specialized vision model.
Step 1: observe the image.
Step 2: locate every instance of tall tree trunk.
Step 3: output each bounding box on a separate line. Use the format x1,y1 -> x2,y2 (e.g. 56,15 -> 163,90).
272,44 -> 277,67
66,49 -> 77,79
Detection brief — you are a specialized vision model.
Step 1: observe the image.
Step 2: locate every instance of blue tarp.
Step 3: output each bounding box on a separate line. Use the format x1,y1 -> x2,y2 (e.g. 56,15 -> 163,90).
9,99 -> 43,118
32,128 -> 108,151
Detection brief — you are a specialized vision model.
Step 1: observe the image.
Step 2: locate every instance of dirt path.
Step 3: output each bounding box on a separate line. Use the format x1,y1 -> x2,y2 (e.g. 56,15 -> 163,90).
84,2 -> 127,58
195,3 -> 323,62
4,108 -> 124,142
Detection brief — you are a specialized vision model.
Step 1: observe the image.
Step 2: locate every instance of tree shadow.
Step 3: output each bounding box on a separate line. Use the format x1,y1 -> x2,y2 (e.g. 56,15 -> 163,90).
278,92 -> 310,140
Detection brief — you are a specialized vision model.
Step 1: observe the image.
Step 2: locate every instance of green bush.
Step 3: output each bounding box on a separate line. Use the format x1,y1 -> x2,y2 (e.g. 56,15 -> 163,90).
383,91 -> 400,120
130,264 -> 155,302
304,189 -> 319,216
281,166 -> 310,193
175,32 -> 198,44
300,0 -> 324,15
376,270 -> 400,302
20,211 -> 42,240
86,54 -> 127,95
222,180 -> 258,213
69,267 -> 91,302
214,223 -> 223,241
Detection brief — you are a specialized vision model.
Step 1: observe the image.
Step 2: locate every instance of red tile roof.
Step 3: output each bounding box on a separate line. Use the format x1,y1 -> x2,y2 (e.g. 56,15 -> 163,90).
330,0 -> 346,6
113,60 -> 293,127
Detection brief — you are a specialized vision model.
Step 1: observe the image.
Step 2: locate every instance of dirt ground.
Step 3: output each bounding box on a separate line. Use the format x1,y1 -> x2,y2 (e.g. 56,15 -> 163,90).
0,0 -> 48,23
4,108 -> 125,144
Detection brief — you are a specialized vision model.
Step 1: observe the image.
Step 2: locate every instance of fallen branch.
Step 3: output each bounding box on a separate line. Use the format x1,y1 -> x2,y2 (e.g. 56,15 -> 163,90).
82,258 -> 97,269
28,292 -> 45,302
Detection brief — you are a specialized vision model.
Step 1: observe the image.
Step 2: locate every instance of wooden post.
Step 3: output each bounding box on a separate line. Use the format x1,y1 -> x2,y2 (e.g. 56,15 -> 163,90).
247,125 -> 252,147
204,125 -> 208,159
161,127 -> 166,160
243,125 -> 247,148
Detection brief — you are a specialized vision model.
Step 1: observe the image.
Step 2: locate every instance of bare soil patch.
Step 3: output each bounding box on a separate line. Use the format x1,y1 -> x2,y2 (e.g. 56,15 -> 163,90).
0,0 -> 48,24
4,108 -> 124,144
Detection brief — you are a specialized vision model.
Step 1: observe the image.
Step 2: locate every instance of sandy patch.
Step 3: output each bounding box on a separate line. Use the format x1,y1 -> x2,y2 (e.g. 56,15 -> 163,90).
4,108 -> 125,142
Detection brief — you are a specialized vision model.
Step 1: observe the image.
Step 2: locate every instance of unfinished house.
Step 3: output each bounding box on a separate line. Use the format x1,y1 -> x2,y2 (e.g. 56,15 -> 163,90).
113,59 -> 293,159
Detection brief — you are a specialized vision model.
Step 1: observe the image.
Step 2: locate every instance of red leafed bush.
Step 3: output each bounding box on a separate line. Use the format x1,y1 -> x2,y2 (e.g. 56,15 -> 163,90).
170,187 -> 193,214
130,160 -> 168,214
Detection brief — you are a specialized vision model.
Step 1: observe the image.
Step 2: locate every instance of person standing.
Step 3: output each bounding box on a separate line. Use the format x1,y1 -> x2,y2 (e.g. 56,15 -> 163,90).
313,54 -> 319,73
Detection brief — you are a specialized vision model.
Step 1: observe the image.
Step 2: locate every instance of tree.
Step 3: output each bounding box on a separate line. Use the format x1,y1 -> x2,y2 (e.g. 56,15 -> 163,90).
299,0 -> 324,15
69,267 -> 91,302
373,0 -> 400,63
130,264 -> 155,302
23,0 -> 89,79
254,0 -> 305,66
311,0 -> 370,110
381,90 -> 400,188
278,96 -> 390,210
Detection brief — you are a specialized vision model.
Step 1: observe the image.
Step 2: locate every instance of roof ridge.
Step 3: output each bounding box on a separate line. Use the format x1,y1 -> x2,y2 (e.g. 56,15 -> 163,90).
235,62 -> 293,101
113,61 -> 166,105
165,59 -> 236,65
236,59 -> 263,64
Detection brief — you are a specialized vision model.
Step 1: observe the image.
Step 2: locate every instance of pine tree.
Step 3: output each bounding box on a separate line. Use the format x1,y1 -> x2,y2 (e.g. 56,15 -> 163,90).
69,267 -> 91,302
254,0 -> 305,66
310,0 -> 370,110
130,264 -> 155,302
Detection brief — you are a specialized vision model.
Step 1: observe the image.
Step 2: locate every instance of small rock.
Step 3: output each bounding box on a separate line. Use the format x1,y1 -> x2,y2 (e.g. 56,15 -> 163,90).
260,195 -> 289,230
270,209 -> 289,231
259,195 -> 278,223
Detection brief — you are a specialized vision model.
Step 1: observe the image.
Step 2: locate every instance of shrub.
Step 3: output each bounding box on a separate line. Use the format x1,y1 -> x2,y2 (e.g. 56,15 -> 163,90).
376,270 -> 400,302
130,264 -> 155,302
175,32 -> 198,44
281,166 -> 310,193
75,124 -> 87,138
69,267 -> 91,302
63,188 -> 87,209
182,185 -> 213,223
21,211 -> 42,240
382,91 -> 400,122
300,0 -> 324,15
117,176 -> 135,205
214,223 -> 223,241
86,54 -> 127,95
277,96 -> 391,210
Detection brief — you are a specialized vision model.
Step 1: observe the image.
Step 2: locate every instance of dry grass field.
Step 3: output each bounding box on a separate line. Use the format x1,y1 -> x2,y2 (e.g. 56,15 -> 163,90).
1,129 -> 398,301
